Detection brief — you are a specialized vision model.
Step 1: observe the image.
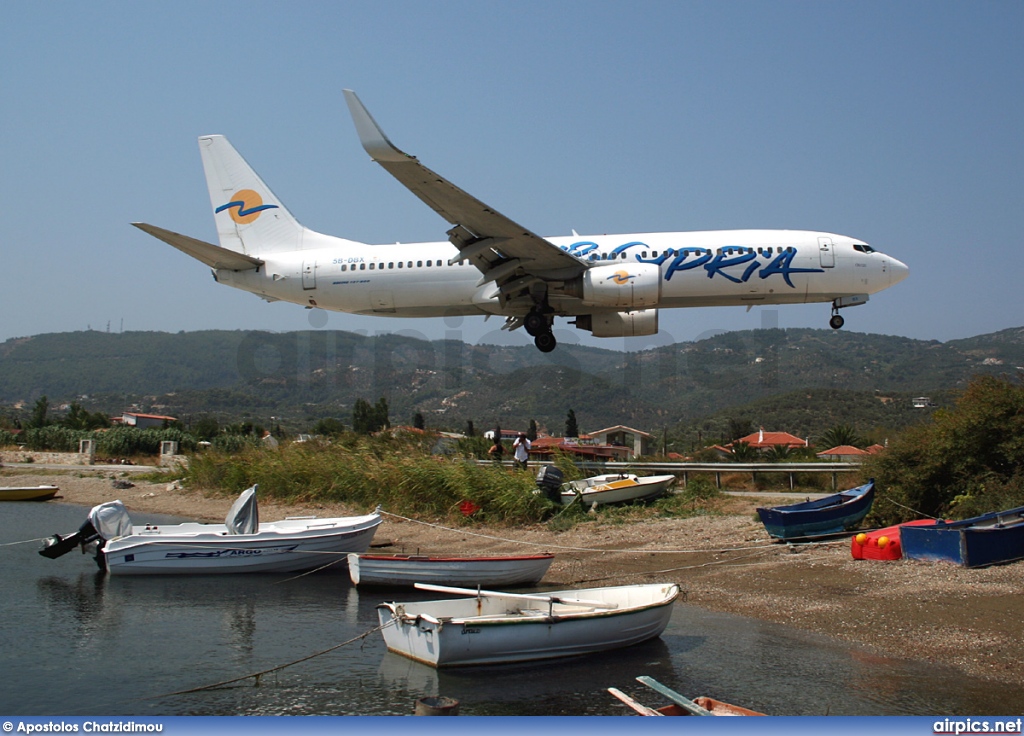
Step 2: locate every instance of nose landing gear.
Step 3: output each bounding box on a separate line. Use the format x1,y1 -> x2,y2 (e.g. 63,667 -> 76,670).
829,311 -> 845,330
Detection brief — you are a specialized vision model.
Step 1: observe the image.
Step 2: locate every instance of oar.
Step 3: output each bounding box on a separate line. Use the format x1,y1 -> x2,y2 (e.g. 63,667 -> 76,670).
607,688 -> 664,716
413,583 -> 618,609
636,676 -> 714,716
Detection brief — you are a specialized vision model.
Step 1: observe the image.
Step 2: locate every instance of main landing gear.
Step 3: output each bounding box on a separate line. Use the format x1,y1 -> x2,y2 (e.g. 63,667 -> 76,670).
524,309 -> 557,353
829,311 -> 845,330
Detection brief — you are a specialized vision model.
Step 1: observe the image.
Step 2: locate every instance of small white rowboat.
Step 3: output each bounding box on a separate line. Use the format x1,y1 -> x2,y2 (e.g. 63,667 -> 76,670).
348,552 -> 554,587
378,582 -> 679,667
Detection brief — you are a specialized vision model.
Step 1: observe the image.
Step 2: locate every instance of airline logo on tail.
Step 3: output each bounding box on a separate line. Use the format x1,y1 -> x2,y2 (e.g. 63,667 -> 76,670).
215,189 -> 279,224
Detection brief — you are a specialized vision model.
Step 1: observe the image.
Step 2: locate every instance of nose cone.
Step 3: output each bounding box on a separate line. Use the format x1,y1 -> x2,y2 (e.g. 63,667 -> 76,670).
889,256 -> 909,286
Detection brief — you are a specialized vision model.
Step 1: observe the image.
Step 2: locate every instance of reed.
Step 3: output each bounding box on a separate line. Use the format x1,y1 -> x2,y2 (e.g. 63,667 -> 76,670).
183,436 -> 550,524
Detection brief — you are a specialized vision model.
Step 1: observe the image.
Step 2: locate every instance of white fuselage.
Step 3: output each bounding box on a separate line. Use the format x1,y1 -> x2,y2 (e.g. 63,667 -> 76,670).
216,229 -> 907,319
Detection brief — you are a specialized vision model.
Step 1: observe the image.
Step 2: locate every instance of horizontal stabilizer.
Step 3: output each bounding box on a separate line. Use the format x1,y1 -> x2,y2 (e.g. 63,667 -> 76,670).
132,223 -> 264,271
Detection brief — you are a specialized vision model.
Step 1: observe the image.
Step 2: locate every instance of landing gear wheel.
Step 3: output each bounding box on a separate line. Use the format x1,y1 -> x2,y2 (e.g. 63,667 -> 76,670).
524,311 -> 548,337
534,332 -> 557,353
829,314 -> 845,330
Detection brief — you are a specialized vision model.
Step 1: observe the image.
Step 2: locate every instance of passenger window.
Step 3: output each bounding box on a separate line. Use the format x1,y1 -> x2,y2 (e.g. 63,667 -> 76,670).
369,263 -> 375,270
417,261 -> 422,267
426,260 -> 432,267
388,262 -> 394,269
398,262 -> 403,268
359,263 -> 366,270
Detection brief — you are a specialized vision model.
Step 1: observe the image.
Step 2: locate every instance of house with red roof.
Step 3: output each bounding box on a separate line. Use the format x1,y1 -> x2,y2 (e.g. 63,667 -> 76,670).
816,445 -> 870,462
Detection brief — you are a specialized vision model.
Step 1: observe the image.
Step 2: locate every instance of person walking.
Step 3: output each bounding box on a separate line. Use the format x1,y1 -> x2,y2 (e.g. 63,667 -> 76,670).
512,432 -> 531,470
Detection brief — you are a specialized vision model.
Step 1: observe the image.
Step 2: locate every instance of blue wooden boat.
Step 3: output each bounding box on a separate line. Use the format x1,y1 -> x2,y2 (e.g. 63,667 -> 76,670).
899,504 -> 1024,568
756,480 -> 875,540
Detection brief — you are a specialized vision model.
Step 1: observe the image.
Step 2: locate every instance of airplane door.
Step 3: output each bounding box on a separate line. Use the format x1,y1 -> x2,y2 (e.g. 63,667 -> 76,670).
302,261 -> 317,290
818,237 -> 835,268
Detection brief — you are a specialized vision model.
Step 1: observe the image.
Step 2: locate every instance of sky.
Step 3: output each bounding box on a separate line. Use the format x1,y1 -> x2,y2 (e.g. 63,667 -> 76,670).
3,1 -> 1022,351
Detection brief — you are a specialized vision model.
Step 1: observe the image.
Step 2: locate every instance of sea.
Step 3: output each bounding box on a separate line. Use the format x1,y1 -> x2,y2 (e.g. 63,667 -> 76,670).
2,501 -> 1021,717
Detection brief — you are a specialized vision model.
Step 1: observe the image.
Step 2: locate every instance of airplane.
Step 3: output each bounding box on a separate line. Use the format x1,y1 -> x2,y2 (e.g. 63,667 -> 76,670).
134,90 -> 909,353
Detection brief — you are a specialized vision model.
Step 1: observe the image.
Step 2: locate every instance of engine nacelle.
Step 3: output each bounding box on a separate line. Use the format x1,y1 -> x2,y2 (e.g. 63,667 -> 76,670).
575,309 -> 659,337
569,263 -> 662,309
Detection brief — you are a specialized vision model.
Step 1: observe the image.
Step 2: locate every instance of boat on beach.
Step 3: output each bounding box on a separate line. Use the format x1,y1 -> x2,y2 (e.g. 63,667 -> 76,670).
609,676 -> 765,716
38,485 -> 381,575
348,552 -> 554,587
378,582 -> 679,667
560,473 -> 676,507
756,479 -> 875,540
0,485 -> 60,502
899,504 -> 1024,568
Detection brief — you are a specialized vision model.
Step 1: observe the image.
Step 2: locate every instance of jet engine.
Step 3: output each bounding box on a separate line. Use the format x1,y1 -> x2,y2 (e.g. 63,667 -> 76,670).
565,263 -> 661,308
574,309 -> 659,337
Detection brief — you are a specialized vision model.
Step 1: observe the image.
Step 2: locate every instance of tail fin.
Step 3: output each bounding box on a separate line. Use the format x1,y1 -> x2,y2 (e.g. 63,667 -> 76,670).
199,135 -> 305,256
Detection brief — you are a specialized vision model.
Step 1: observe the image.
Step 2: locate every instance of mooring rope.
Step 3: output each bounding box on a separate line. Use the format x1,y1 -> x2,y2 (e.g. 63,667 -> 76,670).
0,537 -> 49,547
146,620 -> 393,700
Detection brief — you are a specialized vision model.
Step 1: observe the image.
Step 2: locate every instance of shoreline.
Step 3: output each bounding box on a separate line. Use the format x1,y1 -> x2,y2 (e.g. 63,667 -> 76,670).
8,467 -> 1024,689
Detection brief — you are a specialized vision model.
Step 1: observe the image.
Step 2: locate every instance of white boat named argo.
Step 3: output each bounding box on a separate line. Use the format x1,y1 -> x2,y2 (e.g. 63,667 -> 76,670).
39,485 -> 381,575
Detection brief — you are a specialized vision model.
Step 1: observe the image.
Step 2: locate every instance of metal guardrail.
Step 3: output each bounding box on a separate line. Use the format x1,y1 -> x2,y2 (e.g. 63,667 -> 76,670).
482,460 -> 863,491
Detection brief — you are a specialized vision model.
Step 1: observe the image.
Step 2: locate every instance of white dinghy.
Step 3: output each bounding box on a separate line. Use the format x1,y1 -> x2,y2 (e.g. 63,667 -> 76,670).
348,552 -> 554,588
378,582 -> 679,667
560,473 -> 676,507
40,485 -> 381,575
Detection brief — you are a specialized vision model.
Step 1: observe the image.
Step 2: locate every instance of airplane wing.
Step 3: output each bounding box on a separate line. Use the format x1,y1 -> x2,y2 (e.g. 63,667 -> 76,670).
343,90 -> 587,294
132,223 -> 264,271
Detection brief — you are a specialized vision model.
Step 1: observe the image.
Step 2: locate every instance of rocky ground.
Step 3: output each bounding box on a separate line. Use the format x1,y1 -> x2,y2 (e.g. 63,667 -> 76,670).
7,466 -> 1023,688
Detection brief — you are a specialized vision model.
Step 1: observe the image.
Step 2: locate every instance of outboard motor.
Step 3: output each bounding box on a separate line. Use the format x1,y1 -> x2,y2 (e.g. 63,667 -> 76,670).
535,465 -> 564,503
39,500 -> 133,570
38,518 -> 100,559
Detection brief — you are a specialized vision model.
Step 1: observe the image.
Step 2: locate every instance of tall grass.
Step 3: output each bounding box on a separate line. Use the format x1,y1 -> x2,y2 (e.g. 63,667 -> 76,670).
183,436 -> 550,524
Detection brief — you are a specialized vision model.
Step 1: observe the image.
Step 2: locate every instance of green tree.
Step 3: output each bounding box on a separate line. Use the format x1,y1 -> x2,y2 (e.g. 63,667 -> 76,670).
191,415 -> 221,441
353,397 -> 390,435
413,412 -> 425,430
819,423 -> 864,449
729,440 -> 758,462
27,396 -> 49,429
763,444 -> 793,462
465,420 -> 476,437
527,419 -> 538,441
866,375 -> 1024,524
61,403 -> 109,431
565,409 -> 579,438
312,417 -> 346,436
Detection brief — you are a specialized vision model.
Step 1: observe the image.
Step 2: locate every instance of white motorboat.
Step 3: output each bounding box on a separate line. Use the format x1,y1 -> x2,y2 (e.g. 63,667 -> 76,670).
378,582 -> 679,667
348,552 -> 554,587
560,473 -> 676,507
39,485 -> 381,575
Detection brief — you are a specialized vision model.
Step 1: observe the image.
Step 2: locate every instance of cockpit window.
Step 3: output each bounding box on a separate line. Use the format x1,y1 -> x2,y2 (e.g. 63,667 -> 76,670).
853,243 -> 875,253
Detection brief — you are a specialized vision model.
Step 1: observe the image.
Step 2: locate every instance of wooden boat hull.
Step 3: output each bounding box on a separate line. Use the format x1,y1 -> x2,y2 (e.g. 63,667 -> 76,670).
102,513 -> 382,575
900,504 -> 1024,568
657,698 -> 765,716
348,553 -> 554,587
378,583 -> 679,667
757,480 -> 875,540
0,485 -> 59,502
561,474 -> 676,507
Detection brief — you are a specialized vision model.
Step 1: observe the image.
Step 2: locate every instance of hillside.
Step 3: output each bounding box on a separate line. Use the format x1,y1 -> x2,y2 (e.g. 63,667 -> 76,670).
1,326 -> 1021,442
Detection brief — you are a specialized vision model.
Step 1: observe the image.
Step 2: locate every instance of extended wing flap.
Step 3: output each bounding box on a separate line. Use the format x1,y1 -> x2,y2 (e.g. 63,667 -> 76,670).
343,90 -> 585,282
132,223 -> 264,271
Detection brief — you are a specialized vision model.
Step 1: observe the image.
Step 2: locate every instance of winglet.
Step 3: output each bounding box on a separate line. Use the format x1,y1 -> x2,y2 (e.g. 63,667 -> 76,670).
343,89 -> 413,163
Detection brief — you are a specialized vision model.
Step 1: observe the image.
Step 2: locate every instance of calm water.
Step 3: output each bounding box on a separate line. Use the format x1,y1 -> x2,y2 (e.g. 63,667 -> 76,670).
2,501 -> 1020,716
